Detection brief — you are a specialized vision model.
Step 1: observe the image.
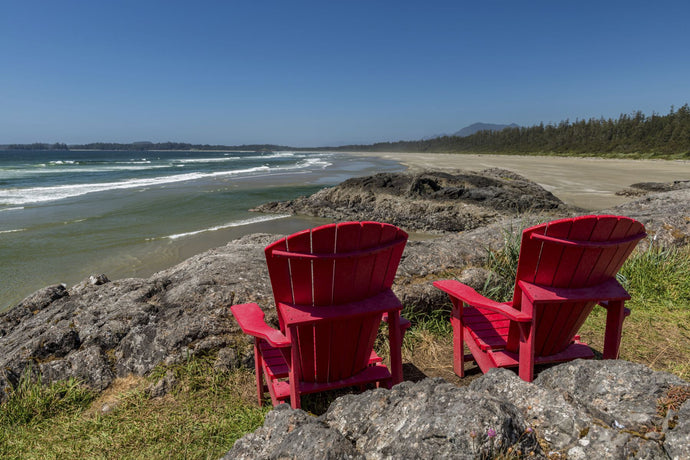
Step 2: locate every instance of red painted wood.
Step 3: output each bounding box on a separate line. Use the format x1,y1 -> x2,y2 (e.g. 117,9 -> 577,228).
450,300 -> 465,377
264,238 -> 292,328
233,221 -> 408,408
230,303 -> 290,347
333,222 -> 363,303
434,215 -> 645,382
311,224 -> 337,306
295,324 -> 316,382
603,300 -> 626,359
387,309 -> 403,384
354,222 -> 383,297
286,229 -> 313,306
278,290 -> 402,324
254,339 -> 264,406
490,342 -> 594,368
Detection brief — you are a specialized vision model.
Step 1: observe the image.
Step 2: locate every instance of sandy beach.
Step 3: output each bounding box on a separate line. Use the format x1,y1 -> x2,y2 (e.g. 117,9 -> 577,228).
351,152 -> 690,210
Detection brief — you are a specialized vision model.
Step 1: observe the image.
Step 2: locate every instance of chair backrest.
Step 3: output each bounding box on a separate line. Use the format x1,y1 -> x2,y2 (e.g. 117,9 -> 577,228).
507,215 -> 646,355
264,221 -> 408,383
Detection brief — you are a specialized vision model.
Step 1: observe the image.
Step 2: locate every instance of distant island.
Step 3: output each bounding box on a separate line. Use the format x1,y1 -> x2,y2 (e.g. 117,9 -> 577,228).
3,104 -> 689,159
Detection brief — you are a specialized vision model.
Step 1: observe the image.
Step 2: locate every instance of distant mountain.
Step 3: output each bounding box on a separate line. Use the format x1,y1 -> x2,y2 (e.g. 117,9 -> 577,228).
453,122 -> 519,137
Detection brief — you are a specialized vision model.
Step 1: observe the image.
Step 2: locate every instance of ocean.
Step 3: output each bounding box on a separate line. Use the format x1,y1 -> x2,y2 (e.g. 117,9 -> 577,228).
0,149 -> 404,310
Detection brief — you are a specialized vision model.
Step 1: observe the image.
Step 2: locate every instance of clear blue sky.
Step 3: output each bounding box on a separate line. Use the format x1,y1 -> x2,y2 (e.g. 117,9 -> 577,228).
2,1 -> 689,146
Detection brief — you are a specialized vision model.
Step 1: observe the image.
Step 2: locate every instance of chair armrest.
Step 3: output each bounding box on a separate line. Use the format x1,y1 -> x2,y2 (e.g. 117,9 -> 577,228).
382,312 -> 411,331
598,300 -> 632,317
518,278 -> 631,304
433,279 -> 531,322
230,303 -> 290,348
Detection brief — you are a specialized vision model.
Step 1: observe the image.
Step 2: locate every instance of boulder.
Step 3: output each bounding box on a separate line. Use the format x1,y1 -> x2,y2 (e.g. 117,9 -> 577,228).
253,169 -> 568,233
225,360 -> 689,459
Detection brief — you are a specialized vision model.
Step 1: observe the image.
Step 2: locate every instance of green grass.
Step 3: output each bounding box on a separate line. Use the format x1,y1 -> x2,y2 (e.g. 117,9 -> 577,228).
585,244 -> 690,379
2,240 -> 688,458
0,356 -> 269,459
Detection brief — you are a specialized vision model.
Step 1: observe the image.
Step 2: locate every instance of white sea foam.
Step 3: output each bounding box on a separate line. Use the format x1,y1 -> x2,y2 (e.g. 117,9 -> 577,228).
165,214 -> 290,239
0,206 -> 25,212
0,228 -> 25,234
0,163 -> 170,179
0,165 -> 274,205
243,152 -> 297,160
174,157 -> 241,163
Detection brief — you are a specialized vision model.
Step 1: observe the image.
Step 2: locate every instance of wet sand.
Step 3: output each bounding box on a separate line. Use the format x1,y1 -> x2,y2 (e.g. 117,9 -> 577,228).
350,152 -> 690,210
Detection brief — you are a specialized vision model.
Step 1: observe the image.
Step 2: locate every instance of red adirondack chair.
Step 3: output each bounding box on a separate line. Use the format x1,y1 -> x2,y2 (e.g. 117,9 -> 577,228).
434,215 -> 646,382
231,221 -> 409,408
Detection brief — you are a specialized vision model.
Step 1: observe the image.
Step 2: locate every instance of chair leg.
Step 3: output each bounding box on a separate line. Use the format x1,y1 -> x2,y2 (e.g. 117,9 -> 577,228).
450,302 -> 465,377
518,295 -> 535,382
518,325 -> 535,382
388,311 -> 403,385
288,329 -> 301,409
254,340 -> 264,406
603,300 -> 625,359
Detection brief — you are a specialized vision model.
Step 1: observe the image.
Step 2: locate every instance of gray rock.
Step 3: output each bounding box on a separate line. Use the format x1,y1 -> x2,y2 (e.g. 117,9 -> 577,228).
226,378 -> 540,459
617,180 -> 690,198
224,404 -> 362,460
227,361 -> 688,459
148,370 -> 178,398
534,359 -> 687,431
606,188 -> 690,248
0,234 -> 277,402
665,400 -> 690,460
253,170 -> 568,233
470,368 -> 593,451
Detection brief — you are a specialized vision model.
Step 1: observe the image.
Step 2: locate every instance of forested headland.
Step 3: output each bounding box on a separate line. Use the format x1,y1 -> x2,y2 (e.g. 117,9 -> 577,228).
334,104 -> 690,158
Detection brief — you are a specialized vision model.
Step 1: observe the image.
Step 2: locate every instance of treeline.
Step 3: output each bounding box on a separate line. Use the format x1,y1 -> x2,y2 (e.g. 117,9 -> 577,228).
6,142 -> 69,150
3,142 -> 290,152
336,104 -> 690,157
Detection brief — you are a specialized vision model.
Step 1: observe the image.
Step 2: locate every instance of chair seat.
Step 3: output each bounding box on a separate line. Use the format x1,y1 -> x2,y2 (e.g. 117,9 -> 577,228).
465,306 -> 510,351
259,340 -> 385,381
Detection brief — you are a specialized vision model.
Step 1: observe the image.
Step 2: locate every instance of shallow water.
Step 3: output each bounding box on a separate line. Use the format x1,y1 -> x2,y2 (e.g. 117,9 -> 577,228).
0,150 -> 404,310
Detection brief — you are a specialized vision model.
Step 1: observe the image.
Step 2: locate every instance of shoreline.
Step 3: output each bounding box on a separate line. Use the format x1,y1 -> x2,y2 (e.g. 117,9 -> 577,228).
4,151 -> 689,310
345,151 -> 690,210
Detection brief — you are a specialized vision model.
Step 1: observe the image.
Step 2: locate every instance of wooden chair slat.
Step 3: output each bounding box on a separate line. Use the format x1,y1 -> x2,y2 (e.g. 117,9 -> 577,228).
311,224 -> 337,306
286,230 -> 314,306
333,222 -> 363,303
295,325 -> 316,382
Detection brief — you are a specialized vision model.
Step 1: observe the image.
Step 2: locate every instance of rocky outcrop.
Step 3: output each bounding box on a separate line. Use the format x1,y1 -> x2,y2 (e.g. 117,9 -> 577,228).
0,177 -> 689,402
617,180 -> 690,197
0,233 -> 278,401
253,169 -> 569,232
606,188 -> 690,248
225,360 -> 690,460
